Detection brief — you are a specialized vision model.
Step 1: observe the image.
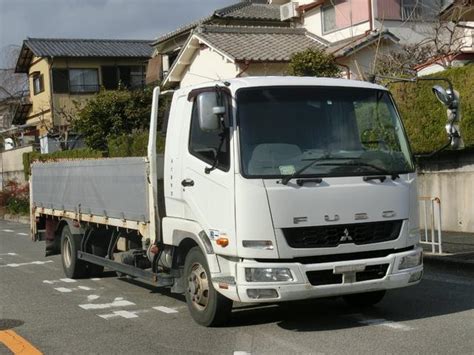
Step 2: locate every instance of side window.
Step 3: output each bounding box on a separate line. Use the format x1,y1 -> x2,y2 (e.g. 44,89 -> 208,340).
33,74 -> 44,95
188,93 -> 230,171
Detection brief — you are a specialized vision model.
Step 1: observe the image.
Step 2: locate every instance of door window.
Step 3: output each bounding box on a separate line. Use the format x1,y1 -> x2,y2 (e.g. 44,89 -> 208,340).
188,93 -> 230,171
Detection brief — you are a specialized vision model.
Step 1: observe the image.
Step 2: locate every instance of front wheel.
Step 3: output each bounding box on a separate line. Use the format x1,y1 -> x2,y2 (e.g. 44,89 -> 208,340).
343,290 -> 386,307
184,247 -> 232,327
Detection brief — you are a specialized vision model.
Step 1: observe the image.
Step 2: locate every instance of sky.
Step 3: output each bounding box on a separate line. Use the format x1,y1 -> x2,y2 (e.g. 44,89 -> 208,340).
0,0 -> 236,68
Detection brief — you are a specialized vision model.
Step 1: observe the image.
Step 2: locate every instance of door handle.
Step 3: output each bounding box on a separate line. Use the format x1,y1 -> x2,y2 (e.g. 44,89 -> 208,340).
181,179 -> 195,187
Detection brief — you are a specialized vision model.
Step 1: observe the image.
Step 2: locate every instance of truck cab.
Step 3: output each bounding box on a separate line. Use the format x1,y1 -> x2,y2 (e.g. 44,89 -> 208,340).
162,77 -> 422,315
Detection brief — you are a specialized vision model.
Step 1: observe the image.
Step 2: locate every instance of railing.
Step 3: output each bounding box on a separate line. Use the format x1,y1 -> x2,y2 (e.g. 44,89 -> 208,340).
419,196 -> 443,254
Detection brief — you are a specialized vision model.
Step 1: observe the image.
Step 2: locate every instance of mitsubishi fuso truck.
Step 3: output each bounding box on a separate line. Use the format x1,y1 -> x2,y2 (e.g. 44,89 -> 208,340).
30,77 -> 461,326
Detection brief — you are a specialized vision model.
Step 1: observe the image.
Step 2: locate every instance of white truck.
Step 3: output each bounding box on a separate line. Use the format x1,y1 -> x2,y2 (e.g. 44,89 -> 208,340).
30,77 -> 460,326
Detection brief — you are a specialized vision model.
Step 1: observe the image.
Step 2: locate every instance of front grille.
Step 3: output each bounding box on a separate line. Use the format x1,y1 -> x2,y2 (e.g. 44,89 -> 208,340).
283,220 -> 403,248
356,264 -> 389,282
306,270 -> 342,285
306,264 -> 389,286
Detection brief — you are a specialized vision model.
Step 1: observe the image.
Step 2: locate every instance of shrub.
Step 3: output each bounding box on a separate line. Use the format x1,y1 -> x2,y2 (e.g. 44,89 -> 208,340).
0,180 -> 29,215
108,131 -> 166,157
288,48 -> 341,77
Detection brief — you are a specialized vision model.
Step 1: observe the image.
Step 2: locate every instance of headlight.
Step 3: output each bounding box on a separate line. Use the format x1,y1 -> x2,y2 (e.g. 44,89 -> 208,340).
399,252 -> 423,270
245,268 -> 293,282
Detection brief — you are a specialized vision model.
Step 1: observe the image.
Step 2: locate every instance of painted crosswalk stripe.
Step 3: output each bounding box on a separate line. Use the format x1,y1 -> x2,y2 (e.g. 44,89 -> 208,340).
349,314 -> 413,331
79,297 -> 135,310
153,306 -> 178,314
17,233 -> 28,236
0,260 -> 53,268
0,253 -> 17,256
2,229 -> 14,233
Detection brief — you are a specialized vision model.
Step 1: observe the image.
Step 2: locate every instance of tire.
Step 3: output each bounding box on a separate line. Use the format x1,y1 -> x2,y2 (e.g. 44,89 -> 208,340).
61,225 -> 87,279
184,246 -> 232,327
343,290 -> 386,307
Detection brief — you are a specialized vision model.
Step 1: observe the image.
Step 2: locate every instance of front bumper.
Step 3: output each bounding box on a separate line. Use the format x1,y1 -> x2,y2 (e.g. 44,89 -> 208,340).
214,247 -> 423,303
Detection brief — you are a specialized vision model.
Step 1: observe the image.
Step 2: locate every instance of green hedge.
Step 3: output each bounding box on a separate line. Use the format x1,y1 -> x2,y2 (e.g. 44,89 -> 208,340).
108,131 -> 166,158
391,64 -> 474,154
23,148 -> 104,179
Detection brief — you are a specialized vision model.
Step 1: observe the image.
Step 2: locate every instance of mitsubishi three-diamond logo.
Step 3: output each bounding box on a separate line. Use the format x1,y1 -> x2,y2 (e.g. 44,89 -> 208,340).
339,228 -> 353,242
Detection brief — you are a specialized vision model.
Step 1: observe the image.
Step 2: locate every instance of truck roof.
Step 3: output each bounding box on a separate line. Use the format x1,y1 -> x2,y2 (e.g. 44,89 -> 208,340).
177,76 -> 388,95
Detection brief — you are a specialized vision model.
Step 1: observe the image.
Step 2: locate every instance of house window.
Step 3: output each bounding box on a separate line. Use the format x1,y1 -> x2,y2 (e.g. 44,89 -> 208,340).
322,0 -> 370,34
69,69 -> 99,93
52,69 -> 69,93
401,0 -> 423,20
322,4 -> 337,33
33,74 -> 44,95
101,65 -> 146,90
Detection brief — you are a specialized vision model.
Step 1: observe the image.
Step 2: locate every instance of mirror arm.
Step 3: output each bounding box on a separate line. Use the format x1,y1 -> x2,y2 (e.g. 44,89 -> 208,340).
205,119 -> 227,174
414,139 -> 453,159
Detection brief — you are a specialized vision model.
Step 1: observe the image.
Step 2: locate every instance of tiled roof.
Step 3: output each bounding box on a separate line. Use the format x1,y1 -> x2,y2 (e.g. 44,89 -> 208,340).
23,38 -> 154,58
328,31 -> 400,57
153,1 -> 282,46
195,25 -> 326,62
214,1 -> 281,20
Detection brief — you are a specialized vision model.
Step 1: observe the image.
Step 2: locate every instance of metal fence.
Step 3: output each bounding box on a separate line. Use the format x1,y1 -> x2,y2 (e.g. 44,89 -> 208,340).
419,196 -> 443,254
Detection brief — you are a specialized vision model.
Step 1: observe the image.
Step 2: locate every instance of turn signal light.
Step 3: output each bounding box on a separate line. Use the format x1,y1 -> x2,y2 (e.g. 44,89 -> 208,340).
216,237 -> 229,247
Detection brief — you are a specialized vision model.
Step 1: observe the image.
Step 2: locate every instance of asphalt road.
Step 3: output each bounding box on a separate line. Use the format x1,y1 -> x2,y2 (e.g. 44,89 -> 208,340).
1,220 -> 473,355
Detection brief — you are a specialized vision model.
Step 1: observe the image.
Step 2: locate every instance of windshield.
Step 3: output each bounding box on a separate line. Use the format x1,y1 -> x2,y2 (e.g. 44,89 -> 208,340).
237,86 -> 415,179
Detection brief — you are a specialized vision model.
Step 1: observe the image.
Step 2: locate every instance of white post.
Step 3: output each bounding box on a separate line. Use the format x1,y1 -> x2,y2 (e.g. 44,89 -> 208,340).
147,87 -> 160,244
430,199 -> 435,254
436,199 -> 443,254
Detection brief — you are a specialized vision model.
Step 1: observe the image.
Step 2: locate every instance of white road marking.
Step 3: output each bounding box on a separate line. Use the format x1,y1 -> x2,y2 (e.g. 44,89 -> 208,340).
0,260 -> 53,268
43,278 -> 77,284
79,297 -> 135,310
234,352 -> 252,355
87,295 -> 100,301
153,306 -> 178,314
17,233 -> 28,236
0,253 -> 17,256
90,278 -> 101,281
349,314 -> 413,331
2,229 -> 14,233
98,309 -> 149,320
54,286 -> 94,293
60,278 -> 77,283
55,287 -> 73,293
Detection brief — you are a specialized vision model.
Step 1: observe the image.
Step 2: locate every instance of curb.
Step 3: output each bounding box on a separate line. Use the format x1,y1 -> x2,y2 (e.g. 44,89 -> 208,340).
423,253 -> 474,270
1,215 -> 30,225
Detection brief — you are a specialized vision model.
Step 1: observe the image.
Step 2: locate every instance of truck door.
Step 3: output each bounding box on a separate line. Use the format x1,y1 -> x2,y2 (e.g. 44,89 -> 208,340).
181,91 -> 236,254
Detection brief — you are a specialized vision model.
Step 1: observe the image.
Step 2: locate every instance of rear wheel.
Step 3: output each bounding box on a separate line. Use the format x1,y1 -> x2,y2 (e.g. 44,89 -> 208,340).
184,247 -> 232,327
343,290 -> 386,307
61,225 -> 87,279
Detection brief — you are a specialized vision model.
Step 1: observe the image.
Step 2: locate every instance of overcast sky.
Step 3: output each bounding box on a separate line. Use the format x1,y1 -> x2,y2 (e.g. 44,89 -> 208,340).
0,0 -> 236,67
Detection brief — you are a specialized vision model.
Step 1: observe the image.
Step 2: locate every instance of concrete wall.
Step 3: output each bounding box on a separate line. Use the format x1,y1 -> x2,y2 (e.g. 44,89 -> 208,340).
0,145 -> 34,188
417,151 -> 474,233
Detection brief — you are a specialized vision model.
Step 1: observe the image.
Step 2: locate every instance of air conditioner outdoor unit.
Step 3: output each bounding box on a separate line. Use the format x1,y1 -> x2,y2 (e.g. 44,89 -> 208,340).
280,2 -> 299,21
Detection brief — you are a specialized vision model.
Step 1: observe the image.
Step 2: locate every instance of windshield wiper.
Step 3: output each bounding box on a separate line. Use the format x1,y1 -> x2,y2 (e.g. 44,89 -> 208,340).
281,155 -> 359,185
315,160 -> 400,180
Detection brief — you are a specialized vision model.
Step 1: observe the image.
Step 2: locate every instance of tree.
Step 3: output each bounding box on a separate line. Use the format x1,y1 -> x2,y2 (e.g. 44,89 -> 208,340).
288,48 -> 341,77
73,87 -> 169,151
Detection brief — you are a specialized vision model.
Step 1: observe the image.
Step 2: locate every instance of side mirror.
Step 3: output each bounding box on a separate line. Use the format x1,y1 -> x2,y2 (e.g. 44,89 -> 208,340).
432,85 -> 453,107
432,86 -> 463,150
197,92 -> 225,132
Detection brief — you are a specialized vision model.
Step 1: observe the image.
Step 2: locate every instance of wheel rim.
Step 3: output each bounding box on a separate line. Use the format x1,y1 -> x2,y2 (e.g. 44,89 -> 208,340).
63,236 -> 72,268
188,262 -> 209,311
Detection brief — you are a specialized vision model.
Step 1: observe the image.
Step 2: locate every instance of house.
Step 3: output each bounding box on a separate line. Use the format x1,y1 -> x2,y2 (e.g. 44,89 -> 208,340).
14,38 -> 153,153
152,0 -> 473,87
